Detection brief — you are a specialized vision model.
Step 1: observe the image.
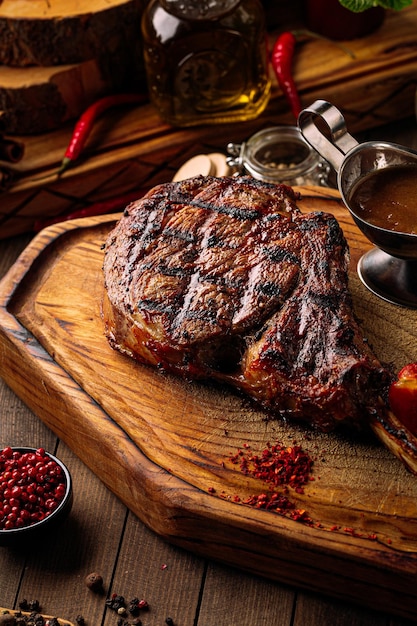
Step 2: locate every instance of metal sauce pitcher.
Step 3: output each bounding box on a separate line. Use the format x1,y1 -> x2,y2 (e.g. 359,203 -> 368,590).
298,100 -> 417,309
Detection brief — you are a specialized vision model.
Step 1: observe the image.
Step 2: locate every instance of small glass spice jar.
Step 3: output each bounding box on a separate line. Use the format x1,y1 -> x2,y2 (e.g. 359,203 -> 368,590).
141,0 -> 271,127
226,126 -> 332,186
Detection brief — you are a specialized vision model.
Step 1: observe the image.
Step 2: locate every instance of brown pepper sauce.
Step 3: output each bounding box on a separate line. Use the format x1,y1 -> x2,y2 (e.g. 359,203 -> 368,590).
348,164 -> 417,234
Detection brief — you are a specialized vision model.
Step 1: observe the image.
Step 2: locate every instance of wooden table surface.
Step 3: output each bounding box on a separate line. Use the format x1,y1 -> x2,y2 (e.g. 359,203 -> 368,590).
1,116 -> 417,626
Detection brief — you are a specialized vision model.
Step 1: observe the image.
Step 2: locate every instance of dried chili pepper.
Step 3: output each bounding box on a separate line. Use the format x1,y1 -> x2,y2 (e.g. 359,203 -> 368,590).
271,31 -> 354,121
58,93 -> 147,175
271,32 -> 302,120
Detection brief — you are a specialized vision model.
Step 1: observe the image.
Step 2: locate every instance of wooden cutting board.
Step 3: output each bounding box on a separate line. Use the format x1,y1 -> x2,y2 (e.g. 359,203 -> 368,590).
0,186 -> 417,620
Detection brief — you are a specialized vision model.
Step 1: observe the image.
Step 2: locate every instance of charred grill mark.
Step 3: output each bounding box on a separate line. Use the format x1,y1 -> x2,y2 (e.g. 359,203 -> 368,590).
144,186 -> 261,221
157,263 -> 193,277
207,235 -> 222,247
182,308 -> 218,322
309,291 -> 342,312
203,273 -> 243,288
258,345 -> 290,371
187,200 -> 260,221
263,246 -> 299,265
325,217 -> 346,250
137,299 -> 177,315
336,326 -> 355,346
255,282 -> 282,297
162,226 -> 197,243
297,215 -> 324,231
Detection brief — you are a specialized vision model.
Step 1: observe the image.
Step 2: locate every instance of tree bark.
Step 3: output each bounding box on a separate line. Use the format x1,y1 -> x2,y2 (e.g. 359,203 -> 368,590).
0,0 -> 145,67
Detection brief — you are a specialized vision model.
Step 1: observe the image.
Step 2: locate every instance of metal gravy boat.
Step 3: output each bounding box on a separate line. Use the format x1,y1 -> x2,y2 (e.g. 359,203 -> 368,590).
298,100 -> 417,309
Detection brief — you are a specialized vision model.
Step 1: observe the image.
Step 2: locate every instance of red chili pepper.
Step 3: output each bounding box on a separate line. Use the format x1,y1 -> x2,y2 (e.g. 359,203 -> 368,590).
33,189 -> 145,232
271,32 -> 302,121
58,93 -> 148,175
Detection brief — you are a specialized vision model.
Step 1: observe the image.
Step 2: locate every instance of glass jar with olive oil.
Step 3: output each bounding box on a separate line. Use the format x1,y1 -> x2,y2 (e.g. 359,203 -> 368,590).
141,0 -> 271,126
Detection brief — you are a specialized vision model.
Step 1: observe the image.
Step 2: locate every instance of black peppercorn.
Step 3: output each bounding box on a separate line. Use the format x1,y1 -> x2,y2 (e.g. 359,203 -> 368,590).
75,616 -> 85,626
0,613 -> 16,625
127,598 -> 139,616
105,595 -> 126,612
165,618 -> 175,626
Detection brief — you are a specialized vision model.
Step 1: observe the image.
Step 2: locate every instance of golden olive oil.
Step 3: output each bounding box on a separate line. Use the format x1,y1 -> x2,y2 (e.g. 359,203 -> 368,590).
141,0 -> 271,126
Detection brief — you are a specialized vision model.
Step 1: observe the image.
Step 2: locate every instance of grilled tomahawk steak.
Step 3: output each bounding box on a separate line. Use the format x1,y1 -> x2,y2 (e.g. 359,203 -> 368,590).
102,175 -> 391,432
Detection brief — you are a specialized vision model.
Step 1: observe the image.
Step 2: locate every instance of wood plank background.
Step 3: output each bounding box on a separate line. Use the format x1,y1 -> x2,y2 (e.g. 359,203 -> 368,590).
1,3 -> 417,239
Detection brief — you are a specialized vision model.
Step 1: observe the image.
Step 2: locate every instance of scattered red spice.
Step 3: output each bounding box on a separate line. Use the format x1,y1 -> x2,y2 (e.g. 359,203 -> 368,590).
242,491 -> 312,523
229,441 -> 314,494
225,440 -> 315,525
223,441 -> 393,543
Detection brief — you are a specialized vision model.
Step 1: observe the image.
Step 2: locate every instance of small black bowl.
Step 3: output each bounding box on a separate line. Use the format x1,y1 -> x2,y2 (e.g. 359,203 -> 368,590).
0,447 -> 73,547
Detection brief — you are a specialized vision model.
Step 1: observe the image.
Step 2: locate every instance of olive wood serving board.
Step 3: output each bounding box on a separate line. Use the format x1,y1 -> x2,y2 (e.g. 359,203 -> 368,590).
0,186 -> 417,620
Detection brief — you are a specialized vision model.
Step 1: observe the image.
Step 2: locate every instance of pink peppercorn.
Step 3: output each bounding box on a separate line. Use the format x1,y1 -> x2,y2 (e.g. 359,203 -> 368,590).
0,447 -> 67,531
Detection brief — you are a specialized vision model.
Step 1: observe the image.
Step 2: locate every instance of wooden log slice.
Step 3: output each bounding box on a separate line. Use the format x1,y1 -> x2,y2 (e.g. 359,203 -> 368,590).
0,59 -> 146,135
0,0 -> 145,67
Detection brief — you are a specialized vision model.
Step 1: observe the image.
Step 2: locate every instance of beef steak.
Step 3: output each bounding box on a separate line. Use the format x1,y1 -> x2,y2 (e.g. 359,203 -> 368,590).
102,175 -> 391,432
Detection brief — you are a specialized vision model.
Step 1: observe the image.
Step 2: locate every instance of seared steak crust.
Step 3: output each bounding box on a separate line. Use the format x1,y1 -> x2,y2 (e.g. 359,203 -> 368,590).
103,175 -> 391,432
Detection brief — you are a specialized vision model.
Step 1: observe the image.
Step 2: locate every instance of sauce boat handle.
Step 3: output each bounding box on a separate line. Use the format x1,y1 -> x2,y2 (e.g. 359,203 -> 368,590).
298,100 -> 358,173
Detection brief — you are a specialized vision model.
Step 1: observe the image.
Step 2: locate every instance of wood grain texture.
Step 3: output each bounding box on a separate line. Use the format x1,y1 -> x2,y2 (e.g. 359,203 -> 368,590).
0,188 -> 417,619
